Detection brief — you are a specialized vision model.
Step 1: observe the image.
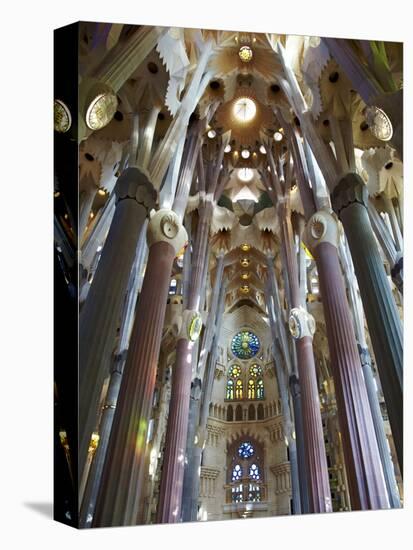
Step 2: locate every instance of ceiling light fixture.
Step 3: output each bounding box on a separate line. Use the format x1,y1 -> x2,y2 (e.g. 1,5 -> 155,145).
274,131 -> 283,142
238,167 -> 254,182
241,149 -> 250,159
239,45 -> 253,63
224,144 -> 232,153
259,145 -> 266,154
233,97 -> 256,123
207,129 -> 216,139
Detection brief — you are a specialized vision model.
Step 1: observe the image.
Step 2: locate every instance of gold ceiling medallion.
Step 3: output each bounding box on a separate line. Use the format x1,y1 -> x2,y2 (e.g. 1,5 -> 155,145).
54,99 -> 72,133
365,106 -> 393,142
241,243 -> 251,252
86,92 -> 118,131
240,284 -> 250,294
240,257 -> 250,267
239,45 -> 253,63
241,272 -> 250,280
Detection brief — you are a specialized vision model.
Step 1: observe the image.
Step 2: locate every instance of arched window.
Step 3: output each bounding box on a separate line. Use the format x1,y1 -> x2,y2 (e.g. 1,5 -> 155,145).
228,438 -> 264,503
232,464 -> 243,481
227,405 -> 233,421
235,379 -> 243,399
249,463 -> 260,480
257,403 -> 264,420
257,379 -> 264,399
226,379 -> 234,400
226,365 -> 241,401
248,404 -> 256,421
248,379 -> 256,399
235,404 -> 243,421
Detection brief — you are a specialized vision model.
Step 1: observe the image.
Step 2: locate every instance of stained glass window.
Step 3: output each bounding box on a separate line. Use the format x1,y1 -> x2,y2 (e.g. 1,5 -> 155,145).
231,484 -> 243,503
249,364 -> 263,378
228,365 -> 241,378
235,379 -> 243,399
226,379 -> 234,400
249,463 -> 260,480
238,442 -> 254,459
231,331 -> 260,360
232,464 -> 243,481
248,379 -> 256,400
257,379 -> 264,399
247,483 -> 261,502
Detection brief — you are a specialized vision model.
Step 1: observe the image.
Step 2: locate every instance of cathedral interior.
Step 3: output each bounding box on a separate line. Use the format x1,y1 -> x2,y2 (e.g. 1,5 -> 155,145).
53,22 -> 403,528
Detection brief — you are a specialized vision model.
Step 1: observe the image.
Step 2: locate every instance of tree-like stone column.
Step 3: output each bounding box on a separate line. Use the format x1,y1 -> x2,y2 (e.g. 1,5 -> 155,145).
331,174 -> 403,473
93,209 -> 187,527
275,201 -> 332,514
305,207 -> 389,510
156,309 -> 203,523
79,168 -> 156,482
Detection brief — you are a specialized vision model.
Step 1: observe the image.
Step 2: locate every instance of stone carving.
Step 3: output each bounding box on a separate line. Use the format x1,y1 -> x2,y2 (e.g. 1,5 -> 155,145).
147,208 -> 188,255
304,208 -> 340,252
288,307 -> 316,340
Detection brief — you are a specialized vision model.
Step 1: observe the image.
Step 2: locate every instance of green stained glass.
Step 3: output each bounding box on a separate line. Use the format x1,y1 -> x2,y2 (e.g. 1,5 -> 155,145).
231,331 -> 260,360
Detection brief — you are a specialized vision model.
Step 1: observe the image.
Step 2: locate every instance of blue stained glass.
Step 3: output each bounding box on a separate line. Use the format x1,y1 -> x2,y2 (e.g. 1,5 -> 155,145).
232,464 -> 243,481
249,463 -> 260,480
238,441 -> 254,458
231,331 -> 260,360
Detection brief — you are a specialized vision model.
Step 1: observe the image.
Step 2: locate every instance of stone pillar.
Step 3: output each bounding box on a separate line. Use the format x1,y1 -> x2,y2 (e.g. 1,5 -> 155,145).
275,203 -> 331,514
358,346 -> 401,508
79,186 -> 98,240
80,222 -> 148,527
305,207 -> 389,510
289,374 -> 310,513
93,209 -> 187,527
80,352 -> 125,527
156,309 -> 203,523
288,307 -> 332,513
331,174 -> 403,473
181,254 -> 225,521
79,168 -> 156,481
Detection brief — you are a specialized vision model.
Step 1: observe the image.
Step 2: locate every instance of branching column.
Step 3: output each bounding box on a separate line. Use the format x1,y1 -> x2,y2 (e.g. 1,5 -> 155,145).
332,174 -> 403,473
305,208 -> 389,510
79,168 -> 156,481
157,204 -> 213,523
277,202 -> 332,514
93,209 -> 187,527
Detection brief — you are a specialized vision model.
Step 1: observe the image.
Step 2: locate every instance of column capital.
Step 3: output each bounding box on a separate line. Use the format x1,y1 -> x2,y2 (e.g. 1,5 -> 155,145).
304,208 -> 340,253
288,307 -> 316,340
331,172 -> 369,217
147,208 -> 188,255
115,167 -> 157,212
177,309 -> 203,342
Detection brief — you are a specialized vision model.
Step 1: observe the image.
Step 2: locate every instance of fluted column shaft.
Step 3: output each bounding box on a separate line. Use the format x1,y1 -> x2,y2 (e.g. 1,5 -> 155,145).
332,174 -> 403,472
93,209 -> 187,527
79,168 -> 156,481
157,337 -> 195,523
80,223 -> 148,527
157,206 -> 211,522
311,233 -> 388,509
359,347 -> 401,508
79,186 -> 98,241
266,291 -> 302,514
277,204 -> 332,513
289,374 -> 310,513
